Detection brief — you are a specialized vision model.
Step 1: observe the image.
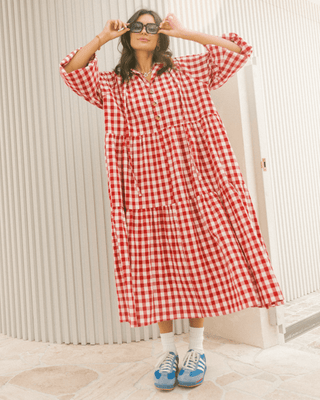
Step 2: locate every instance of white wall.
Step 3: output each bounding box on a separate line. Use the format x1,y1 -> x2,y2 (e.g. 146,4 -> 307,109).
0,0 -> 319,344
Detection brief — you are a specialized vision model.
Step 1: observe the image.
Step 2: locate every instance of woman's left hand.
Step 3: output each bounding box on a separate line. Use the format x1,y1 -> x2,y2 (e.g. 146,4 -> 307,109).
158,13 -> 187,38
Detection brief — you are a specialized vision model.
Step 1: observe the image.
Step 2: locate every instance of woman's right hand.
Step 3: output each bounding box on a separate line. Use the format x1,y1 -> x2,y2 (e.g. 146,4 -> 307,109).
100,19 -> 130,43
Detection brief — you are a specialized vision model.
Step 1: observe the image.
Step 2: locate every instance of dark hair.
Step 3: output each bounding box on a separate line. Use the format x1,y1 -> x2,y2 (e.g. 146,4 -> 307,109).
113,9 -> 177,85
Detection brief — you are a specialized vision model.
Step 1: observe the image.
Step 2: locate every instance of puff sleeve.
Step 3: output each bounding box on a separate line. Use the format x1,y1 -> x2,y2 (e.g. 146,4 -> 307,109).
173,32 -> 253,91
59,48 -> 104,109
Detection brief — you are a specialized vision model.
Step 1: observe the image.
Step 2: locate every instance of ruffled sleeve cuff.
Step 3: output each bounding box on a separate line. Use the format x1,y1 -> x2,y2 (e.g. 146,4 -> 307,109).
59,48 -> 103,109
203,32 -> 253,90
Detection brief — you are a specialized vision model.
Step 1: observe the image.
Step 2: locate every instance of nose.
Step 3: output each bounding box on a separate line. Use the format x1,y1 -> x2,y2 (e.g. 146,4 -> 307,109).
141,25 -> 147,34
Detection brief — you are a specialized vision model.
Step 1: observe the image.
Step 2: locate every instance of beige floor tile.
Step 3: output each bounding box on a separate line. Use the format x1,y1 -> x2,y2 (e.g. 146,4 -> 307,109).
216,372 -> 243,386
203,338 -> 225,351
9,365 -> 98,396
279,375 -> 293,381
310,326 -> 320,335
203,333 -> 237,345
58,395 -> 76,400
125,389 -> 154,400
183,380 -> 223,399
224,389 -> 260,399
228,377 -> 276,397
254,346 -> 320,376
0,383 -> 53,399
152,390 -> 184,399
309,340 -> 320,349
215,343 -> 262,364
0,359 -> 37,376
0,337 -> 49,359
73,362 -> 152,400
200,352 -> 233,379
227,359 -> 260,376
253,372 -> 277,382
134,364 -> 159,390
264,389 -> 315,400
82,362 -> 121,375
279,369 -> 320,398
0,376 -> 11,387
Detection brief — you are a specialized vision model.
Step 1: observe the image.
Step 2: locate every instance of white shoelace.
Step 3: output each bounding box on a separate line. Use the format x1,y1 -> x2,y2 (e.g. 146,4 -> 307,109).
155,351 -> 177,373
182,350 -> 201,371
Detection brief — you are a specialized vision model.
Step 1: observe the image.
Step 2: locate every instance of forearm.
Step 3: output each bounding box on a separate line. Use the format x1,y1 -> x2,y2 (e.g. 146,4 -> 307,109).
180,29 -> 242,53
63,34 -> 109,74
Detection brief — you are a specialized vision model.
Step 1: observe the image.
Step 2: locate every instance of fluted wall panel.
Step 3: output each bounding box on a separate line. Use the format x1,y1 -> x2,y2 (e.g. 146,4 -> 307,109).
0,0 -> 319,344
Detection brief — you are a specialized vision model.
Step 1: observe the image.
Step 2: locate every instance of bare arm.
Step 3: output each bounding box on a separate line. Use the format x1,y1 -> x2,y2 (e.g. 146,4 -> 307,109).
181,30 -> 242,53
63,19 -> 130,74
158,13 -> 242,53
64,36 -> 103,73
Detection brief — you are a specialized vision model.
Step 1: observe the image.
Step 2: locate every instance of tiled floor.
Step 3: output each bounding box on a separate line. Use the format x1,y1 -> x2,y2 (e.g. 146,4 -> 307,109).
284,289 -> 320,326
1,323 -> 320,399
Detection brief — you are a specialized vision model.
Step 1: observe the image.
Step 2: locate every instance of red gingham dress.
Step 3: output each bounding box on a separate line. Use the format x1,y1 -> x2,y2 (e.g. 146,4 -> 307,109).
60,32 -> 285,327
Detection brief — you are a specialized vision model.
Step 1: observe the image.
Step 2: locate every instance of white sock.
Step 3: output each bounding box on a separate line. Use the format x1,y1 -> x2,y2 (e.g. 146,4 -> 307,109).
188,326 -> 204,354
160,331 -> 177,354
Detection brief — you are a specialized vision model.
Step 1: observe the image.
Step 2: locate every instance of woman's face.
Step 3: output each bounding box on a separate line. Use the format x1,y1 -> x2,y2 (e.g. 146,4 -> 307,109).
129,14 -> 160,53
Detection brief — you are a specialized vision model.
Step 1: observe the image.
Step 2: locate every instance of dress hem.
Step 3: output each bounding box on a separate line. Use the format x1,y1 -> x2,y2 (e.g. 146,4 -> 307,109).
118,299 -> 286,328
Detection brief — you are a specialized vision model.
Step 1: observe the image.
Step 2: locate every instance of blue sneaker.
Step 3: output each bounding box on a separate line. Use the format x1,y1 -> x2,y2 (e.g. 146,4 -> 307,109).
154,350 -> 179,390
177,349 -> 207,387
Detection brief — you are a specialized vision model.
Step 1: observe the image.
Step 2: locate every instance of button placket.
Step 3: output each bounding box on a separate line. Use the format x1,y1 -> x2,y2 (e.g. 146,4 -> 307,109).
149,88 -> 161,121
122,84 -> 143,197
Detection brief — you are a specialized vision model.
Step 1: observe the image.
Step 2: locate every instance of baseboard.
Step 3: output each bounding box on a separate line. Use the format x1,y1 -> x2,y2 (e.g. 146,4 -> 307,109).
284,312 -> 320,342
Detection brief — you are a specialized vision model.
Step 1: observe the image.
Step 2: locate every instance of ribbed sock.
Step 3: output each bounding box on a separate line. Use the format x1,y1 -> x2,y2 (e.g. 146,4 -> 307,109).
188,326 -> 204,354
160,331 -> 178,354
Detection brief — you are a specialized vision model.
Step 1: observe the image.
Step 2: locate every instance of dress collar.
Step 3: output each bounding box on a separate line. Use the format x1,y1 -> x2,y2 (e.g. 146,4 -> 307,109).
130,62 -> 163,74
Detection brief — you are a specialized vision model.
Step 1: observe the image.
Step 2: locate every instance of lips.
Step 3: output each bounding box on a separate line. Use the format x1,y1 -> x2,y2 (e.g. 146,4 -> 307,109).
139,39 -> 149,42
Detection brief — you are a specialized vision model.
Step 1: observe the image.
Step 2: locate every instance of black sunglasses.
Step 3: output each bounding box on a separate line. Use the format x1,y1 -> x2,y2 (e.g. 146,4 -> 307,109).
129,22 -> 159,34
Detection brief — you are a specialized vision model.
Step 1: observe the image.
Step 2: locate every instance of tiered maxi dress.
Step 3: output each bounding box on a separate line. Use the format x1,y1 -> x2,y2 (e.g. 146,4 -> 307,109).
60,32 -> 285,328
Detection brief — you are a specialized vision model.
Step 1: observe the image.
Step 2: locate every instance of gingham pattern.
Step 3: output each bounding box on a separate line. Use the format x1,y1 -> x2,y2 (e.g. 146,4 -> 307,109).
60,33 -> 285,327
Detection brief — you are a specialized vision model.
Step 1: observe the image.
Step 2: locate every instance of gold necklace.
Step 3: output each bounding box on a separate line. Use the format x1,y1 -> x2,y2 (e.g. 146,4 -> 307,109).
138,63 -> 154,77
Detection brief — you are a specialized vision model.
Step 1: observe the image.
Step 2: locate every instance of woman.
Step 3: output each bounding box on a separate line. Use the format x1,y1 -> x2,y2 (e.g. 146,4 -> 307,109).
60,8 -> 284,391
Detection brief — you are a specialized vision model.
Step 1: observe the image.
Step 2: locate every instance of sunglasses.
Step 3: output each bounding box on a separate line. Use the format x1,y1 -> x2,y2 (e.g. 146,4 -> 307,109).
129,22 -> 159,34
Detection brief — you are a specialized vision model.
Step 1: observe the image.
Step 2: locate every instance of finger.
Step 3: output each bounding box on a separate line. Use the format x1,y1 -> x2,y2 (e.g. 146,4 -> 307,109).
166,19 -> 174,28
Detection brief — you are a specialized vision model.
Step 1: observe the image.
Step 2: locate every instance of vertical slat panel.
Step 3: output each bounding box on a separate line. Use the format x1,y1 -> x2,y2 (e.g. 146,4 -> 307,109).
54,0 -> 79,345
2,0 -> 19,340
46,0 -> 71,346
0,0 -> 319,344
0,0 -> 13,337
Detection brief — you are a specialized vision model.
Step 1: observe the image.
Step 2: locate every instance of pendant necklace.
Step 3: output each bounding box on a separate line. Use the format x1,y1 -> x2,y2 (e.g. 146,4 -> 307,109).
139,64 -> 154,77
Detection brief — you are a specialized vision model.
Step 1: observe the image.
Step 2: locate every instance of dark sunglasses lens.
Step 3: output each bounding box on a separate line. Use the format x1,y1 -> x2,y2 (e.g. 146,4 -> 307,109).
130,22 -> 142,32
147,24 -> 158,34
129,22 -> 159,34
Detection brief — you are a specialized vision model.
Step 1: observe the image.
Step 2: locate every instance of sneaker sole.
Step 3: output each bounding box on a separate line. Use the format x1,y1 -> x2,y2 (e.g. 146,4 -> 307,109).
154,384 -> 176,390
177,376 -> 204,387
